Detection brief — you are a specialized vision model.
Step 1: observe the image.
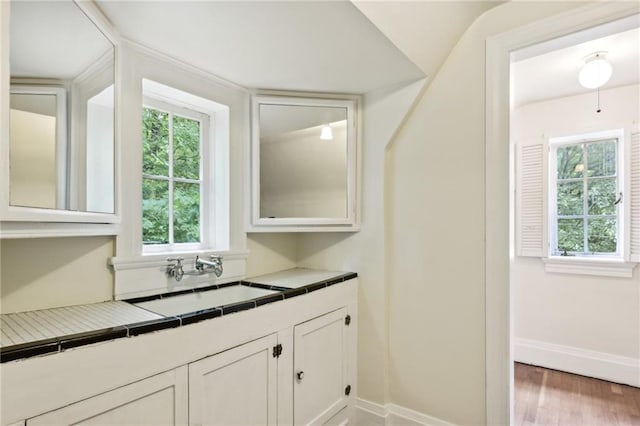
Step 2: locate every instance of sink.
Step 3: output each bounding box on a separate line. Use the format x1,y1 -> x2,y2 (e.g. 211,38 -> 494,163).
134,285 -> 279,316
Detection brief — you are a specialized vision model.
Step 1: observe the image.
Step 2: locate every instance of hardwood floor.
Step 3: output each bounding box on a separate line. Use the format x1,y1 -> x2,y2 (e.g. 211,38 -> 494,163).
514,362 -> 640,426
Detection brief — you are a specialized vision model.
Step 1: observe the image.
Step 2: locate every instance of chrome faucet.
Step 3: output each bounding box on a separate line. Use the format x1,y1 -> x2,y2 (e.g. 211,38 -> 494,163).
195,255 -> 223,277
166,257 -> 185,282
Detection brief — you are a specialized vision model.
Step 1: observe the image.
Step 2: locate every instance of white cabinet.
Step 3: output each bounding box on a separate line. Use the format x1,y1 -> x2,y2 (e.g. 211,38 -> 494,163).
189,334 -> 278,426
293,308 -> 350,426
188,309 -> 352,426
26,367 -> 188,425
2,278 -> 358,426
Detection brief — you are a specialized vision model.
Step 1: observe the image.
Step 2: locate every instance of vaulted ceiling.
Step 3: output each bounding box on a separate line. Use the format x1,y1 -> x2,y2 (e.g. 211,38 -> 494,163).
97,1 -> 424,93
96,1 -> 499,94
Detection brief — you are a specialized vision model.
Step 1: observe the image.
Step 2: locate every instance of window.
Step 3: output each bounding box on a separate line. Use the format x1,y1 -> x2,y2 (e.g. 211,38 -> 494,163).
139,79 -> 230,255
110,75 -> 235,300
516,127 -> 639,277
142,100 -> 207,250
549,134 -> 621,258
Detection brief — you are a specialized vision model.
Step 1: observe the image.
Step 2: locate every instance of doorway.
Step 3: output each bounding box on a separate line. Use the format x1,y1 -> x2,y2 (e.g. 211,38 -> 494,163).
484,3 -> 640,424
509,15 -> 640,425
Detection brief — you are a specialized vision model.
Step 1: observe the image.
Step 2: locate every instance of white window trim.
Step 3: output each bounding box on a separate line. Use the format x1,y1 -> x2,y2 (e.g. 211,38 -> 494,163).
111,77 -> 235,293
109,44 -> 248,300
548,129 -> 624,258
139,79 -> 230,257
141,96 -> 211,254
542,256 -> 635,278
544,128 -> 637,277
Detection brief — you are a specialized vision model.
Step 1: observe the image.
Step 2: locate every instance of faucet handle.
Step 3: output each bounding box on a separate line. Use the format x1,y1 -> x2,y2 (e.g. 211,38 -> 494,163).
167,257 -> 184,265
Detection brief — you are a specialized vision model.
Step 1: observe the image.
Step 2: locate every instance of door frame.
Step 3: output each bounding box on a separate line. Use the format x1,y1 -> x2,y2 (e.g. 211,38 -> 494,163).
484,2 -> 640,424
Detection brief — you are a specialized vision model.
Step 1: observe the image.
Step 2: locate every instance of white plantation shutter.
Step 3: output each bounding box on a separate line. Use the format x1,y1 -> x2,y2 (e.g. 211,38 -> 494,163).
516,143 -> 546,257
630,131 -> 640,262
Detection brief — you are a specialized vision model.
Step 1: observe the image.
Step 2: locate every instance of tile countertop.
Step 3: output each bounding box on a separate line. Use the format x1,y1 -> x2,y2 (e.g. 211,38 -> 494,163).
244,268 -> 355,288
0,268 -> 357,363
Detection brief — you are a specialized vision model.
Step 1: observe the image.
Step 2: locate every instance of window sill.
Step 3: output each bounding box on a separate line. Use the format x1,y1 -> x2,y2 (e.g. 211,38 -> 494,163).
110,250 -> 249,300
110,249 -> 248,271
542,257 -> 637,278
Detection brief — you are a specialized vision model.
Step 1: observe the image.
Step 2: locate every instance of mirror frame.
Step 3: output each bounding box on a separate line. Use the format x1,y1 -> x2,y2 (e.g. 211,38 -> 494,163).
0,0 -> 120,237
249,93 -> 361,232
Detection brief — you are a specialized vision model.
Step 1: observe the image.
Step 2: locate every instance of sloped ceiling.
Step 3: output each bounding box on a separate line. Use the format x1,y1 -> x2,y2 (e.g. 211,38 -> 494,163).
352,1 -> 501,78
11,1 -> 112,80
96,1 -> 426,94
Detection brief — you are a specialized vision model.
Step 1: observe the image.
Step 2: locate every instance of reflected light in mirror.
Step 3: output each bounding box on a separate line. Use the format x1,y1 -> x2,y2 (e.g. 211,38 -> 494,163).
320,125 -> 333,140
258,103 -> 348,219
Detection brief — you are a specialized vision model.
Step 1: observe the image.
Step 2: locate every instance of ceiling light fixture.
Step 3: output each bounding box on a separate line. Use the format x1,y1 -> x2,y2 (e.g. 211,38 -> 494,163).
578,51 -> 612,89
320,125 -> 333,140
579,51 -> 612,113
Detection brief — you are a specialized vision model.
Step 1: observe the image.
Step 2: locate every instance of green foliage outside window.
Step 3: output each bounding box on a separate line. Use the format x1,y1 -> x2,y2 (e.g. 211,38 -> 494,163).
142,106 -> 201,245
555,140 -> 617,255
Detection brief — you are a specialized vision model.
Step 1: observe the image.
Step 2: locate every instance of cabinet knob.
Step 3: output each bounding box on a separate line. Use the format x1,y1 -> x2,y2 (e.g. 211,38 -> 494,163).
297,371 -> 304,381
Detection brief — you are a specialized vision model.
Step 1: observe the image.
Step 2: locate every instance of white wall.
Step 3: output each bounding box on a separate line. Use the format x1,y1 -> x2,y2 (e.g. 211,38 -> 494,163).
512,84 -> 640,381
1,237 -> 114,313
384,2 -> 584,424
296,78 -> 426,405
246,233 -> 297,278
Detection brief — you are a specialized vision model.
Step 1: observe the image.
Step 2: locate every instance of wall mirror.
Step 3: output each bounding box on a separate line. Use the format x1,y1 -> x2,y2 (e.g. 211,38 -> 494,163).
3,0 -> 116,225
250,94 -> 360,231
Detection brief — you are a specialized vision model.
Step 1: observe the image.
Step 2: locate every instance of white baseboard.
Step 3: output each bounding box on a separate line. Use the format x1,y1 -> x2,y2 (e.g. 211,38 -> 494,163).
514,338 -> 640,387
355,399 -> 455,426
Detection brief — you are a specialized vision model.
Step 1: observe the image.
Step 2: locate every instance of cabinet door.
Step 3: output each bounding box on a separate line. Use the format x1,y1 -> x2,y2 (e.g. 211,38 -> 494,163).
27,367 -> 188,425
294,308 -> 349,426
189,334 -> 278,426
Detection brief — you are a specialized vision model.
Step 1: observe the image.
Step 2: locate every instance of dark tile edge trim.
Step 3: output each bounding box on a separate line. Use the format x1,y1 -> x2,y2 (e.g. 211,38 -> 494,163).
255,293 -> 285,307
123,281 -> 243,304
125,294 -> 163,304
125,317 -> 181,336
0,338 -> 59,363
325,277 -> 344,287
178,308 -> 222,326
283,287 -> 308,299
306,282 -> 328,293
60,327 -> 129,350
222,301 -> 256,315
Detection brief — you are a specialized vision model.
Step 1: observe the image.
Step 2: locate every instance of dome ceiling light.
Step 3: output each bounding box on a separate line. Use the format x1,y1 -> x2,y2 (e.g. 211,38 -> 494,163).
578,51 -> 613,113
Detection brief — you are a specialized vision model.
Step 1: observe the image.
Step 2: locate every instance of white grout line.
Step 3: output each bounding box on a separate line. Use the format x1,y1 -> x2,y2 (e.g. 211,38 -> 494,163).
0,302 -> 164,348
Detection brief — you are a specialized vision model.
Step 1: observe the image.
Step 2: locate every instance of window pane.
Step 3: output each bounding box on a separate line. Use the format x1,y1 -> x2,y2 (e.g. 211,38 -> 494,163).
588,218 -> 616,253
587,178 -> 616,215
557,218 -> 583,253
557,181 -> 583,215
174,182 -> 200,244
173,115 -> 200,180
557,144 -> 583,179
587,140 -> 616,177
142,178 -> 169,244
142,108 -> 169,176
